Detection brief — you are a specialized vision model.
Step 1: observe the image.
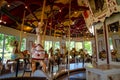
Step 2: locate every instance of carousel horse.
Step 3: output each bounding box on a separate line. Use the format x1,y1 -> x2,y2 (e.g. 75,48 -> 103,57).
31,44 -> 47,73
48,47 -> 54,73
5,40 -> 24,72
5,52 -> 24,73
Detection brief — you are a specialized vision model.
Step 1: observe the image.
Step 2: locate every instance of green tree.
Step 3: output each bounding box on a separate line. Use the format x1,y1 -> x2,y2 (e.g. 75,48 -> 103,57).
84,41 -> 92,55
0,34 -> 4,47
5,35 -> 16,51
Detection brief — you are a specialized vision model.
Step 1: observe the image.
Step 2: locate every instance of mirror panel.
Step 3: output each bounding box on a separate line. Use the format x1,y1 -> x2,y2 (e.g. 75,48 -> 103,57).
95,22 -> 107,63
108,21 -> 120,62
97,27 -> 107,61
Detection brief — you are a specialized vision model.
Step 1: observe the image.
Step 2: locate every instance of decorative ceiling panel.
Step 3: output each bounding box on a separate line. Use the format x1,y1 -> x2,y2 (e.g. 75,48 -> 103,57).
0,0 -> 95,38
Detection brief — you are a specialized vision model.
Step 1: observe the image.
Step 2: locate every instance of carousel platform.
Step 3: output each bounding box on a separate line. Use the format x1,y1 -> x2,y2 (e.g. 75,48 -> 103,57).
0,63 -> 88,80
52,63 -> 86,80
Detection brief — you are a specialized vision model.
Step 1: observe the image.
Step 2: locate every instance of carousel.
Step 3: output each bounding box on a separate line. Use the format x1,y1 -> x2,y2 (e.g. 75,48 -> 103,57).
0,0 -> 120,80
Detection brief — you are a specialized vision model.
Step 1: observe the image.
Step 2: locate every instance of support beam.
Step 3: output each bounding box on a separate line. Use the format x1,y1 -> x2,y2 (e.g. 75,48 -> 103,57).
27,7 -> 39,22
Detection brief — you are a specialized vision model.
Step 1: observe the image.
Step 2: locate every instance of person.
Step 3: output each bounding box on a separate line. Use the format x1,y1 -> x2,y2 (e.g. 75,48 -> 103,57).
32,62 -> 49,79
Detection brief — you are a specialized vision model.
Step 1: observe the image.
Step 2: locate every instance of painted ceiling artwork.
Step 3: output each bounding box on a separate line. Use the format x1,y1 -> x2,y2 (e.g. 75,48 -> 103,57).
0,0 -> 120,38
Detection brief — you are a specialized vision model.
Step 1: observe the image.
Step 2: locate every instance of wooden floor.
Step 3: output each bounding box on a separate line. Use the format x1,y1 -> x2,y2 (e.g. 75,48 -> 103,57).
0,63 -> 89,80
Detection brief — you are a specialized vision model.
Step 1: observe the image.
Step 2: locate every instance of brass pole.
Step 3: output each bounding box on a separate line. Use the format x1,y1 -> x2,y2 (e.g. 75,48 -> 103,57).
37,0 -> 46,45
68,0 -> 71,77
19,10 -> 26,51
42,20 -> 48,47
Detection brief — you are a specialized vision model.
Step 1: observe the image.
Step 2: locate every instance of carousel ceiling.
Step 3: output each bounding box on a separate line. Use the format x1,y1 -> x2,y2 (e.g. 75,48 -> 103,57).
0,0 -> 94,38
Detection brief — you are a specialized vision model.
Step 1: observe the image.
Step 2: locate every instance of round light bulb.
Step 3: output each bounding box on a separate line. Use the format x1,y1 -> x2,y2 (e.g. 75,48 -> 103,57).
0,20 -> 2,23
